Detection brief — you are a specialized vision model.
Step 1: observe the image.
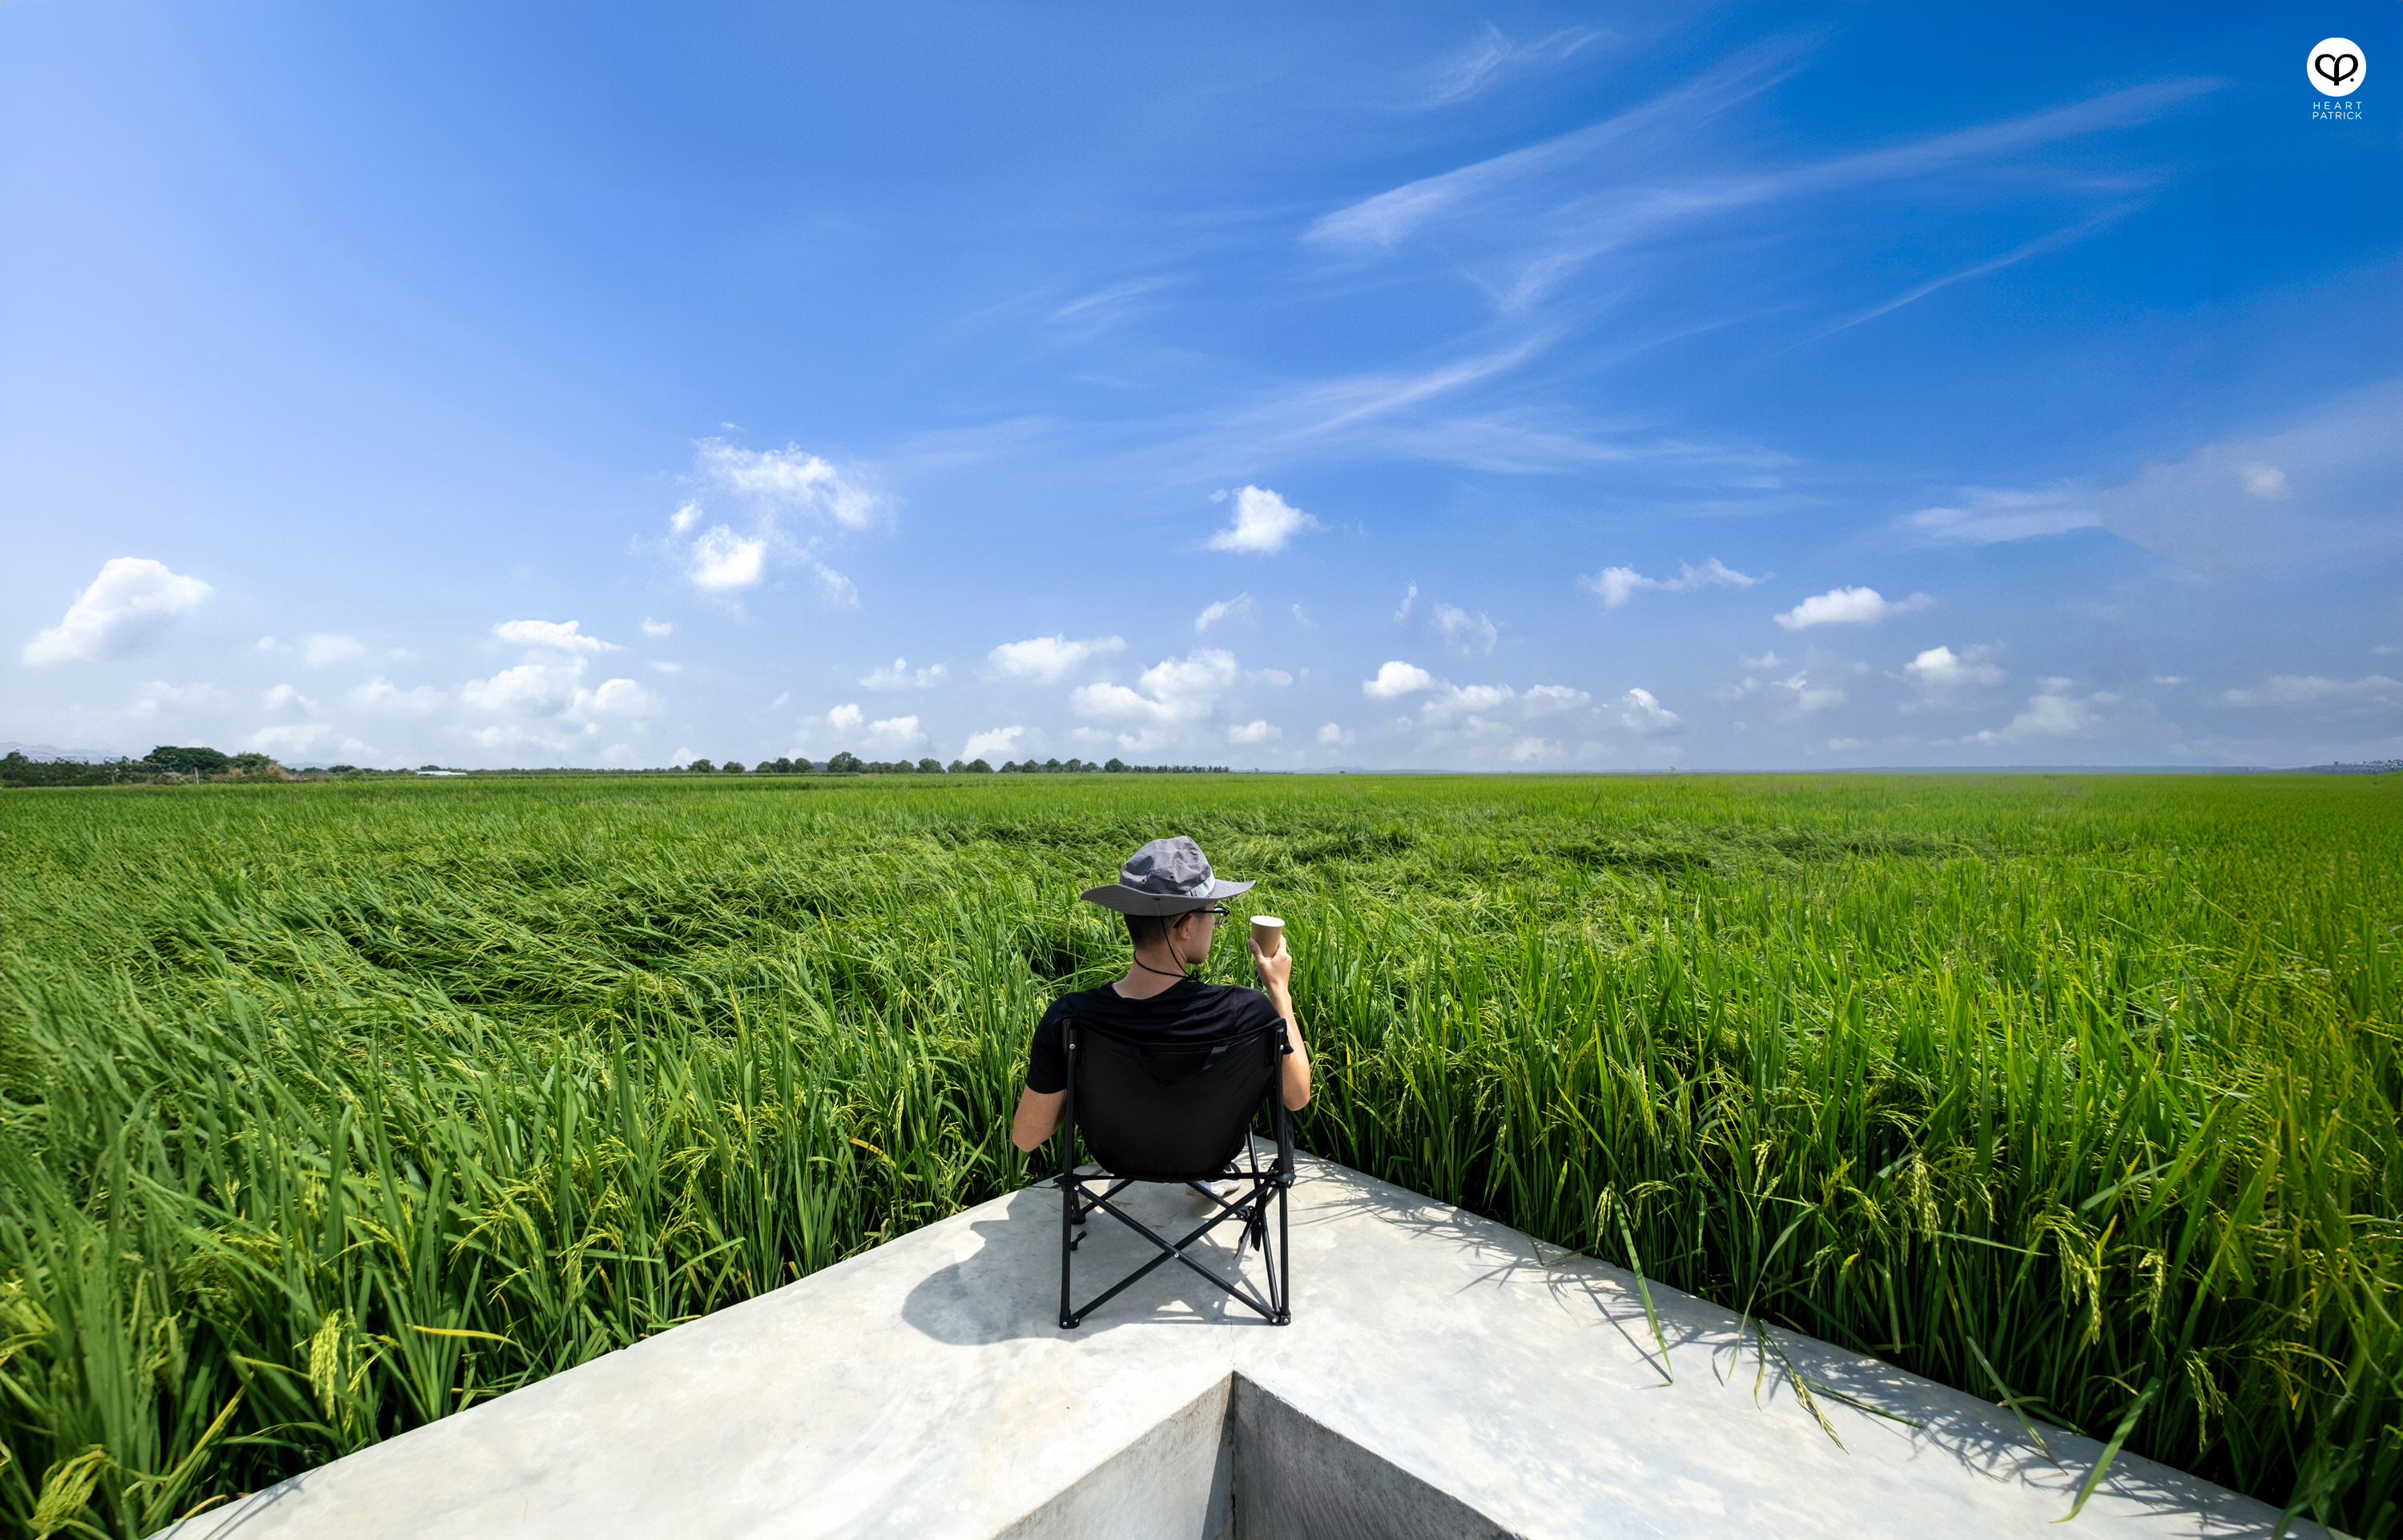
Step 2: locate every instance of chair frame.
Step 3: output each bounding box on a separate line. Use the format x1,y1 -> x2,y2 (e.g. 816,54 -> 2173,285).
1056,1017 -> 1295,1330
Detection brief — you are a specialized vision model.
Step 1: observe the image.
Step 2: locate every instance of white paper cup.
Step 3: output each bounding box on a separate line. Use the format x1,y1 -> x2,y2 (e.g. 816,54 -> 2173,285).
1250,915 -> 1286,955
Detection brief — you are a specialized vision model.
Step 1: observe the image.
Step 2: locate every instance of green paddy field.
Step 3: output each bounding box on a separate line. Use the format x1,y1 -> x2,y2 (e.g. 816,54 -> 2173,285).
1,772 -> 2396,1536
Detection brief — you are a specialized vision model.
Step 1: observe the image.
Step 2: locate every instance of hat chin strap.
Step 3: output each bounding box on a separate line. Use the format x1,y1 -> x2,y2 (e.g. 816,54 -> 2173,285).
1130,915 -> 1199,983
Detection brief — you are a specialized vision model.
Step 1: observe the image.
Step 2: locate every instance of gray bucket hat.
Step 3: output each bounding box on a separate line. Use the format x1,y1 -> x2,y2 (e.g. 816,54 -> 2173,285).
1081,835 -> 1255,915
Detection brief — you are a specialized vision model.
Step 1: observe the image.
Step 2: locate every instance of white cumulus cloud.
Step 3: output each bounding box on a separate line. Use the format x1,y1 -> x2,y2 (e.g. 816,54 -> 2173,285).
1206,486 -> 1320,554
493,619 -> 619,653
247,724 -> 336,757
688,527 -> 769,591
696,440 -> 880,529
462,664 -> 567,714
1363,661 -> 1437,699
827,703 -> 865,730
1508,736 -> 1564,762
860,657 -> 947,690
1072,649 -> 1239,723
1904,644 -> 2007,693
1970,690 -> 2099,743
304,634 -> 365,665
1618,687 -> 1682,735
962,725 -> 1024,761
1228,719 -> 1282,745
665,442 -> 879,601
1577,557 -> 1762,608
23,557 -> 212,665
350,678 -> 445,714
1317,723 -> 1355,746
582,678 -> 656,716
1769,673 -> 1846,718
641,617 -> 673,638
988,633 -> 1127,682
861,714 -> 924,751
1434,604 -> 1498,655
1774,586 -> 1931,629
1523,685 -> 1592,715
461,655 -> 655,723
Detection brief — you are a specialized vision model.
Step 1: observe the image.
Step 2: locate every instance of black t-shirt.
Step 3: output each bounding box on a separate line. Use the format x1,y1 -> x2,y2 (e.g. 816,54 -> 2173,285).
1024,978 -> 1282,1095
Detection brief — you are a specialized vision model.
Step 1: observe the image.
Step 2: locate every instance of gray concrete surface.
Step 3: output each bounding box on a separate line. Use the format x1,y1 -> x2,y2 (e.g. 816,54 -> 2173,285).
161,1149 -> 2321,1539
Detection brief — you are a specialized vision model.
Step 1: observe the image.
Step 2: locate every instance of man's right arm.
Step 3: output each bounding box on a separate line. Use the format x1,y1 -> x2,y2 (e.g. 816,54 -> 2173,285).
1250,937 -> 1310,1110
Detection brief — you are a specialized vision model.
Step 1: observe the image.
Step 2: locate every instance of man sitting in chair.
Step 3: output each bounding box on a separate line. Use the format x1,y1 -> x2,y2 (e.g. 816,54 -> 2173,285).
1009,835 -> 1311,1157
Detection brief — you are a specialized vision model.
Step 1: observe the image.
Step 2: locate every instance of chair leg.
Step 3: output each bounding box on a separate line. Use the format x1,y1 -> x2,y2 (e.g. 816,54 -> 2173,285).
1068,1181 -> 1285,1326
1275,1181 -> 1290,1325
1060,1175 -> 1078,1330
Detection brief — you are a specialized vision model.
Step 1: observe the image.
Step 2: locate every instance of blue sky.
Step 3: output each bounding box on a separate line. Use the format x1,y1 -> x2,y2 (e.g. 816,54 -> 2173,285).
5,2 -> 2397,770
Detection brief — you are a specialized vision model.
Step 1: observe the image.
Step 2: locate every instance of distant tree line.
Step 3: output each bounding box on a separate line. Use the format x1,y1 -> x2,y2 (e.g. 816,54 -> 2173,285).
6,743 -> 1241,789
997,758 -> 1228,774
2,746 -> 292,789
682,754 -> 1230,776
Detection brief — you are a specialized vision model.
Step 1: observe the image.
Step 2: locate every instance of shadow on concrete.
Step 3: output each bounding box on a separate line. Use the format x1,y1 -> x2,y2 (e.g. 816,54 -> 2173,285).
901,1178 -> 1290,1346
1266,1164 -> 2303,1538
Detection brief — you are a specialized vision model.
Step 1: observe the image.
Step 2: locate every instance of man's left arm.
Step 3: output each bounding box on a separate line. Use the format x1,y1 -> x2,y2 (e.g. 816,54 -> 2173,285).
1010,1011 -> 1069,1153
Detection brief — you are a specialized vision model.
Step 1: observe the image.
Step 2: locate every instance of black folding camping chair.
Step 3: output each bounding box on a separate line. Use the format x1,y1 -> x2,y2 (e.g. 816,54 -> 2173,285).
1056,1016 -> 1296,1330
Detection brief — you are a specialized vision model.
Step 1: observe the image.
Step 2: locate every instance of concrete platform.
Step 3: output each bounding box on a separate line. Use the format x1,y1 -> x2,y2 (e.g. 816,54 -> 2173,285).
163,1150 -> 2319,1538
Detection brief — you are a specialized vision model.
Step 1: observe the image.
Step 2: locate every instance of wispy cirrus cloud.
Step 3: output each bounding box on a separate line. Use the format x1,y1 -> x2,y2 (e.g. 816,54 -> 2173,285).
2220,674 -> 2398,708
1420,22 -> 1604,106
1308,41 -> 1804,253
2097,382 -> 2401,574
1808,208 -> 2133,344
1310,65 -> 2217,315
1579,557 -> 1762,608
1896,486 -> 2099,545
1195,593 -> 1256,633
